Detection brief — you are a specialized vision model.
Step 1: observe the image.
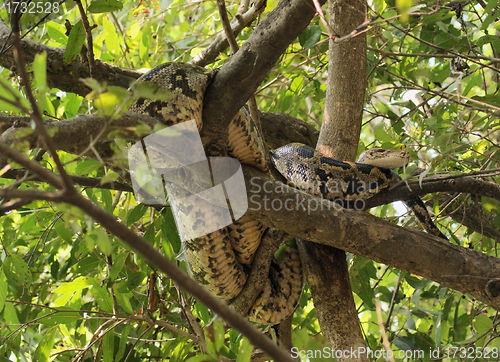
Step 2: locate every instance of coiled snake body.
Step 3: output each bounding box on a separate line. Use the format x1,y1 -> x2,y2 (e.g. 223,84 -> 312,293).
129,63 -> 446,325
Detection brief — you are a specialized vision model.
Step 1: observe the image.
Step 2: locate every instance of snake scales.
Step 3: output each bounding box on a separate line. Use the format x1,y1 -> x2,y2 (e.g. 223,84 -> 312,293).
128,63 -> 446,325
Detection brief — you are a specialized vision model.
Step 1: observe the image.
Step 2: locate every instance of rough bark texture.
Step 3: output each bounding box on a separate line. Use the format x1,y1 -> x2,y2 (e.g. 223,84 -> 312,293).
0,111 -> 319,166
1,0 -> 499,354
200,0 -> 325,152
243,167 -> 500,310
298,0 -> 369,357
297,241 -> 368,359
317,0 -> 366,160
0,20 -> 139,96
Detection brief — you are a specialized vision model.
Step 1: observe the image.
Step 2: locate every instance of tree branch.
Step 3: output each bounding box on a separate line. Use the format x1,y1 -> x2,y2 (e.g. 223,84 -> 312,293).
243,166 -> 500,310
201,0 -> 326,149
0,169 -> 133,192
191,0 -> 267,67
0,136 -> 296,362
0,19 -> 140,97
0,110 -> 319,167
364,173 -> 500,209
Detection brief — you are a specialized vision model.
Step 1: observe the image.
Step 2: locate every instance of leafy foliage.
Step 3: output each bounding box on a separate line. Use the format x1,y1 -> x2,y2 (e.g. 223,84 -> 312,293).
0,0 -> 499,361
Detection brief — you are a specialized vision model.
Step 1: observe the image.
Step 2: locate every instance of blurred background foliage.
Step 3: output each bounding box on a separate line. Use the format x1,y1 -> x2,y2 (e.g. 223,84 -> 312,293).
0,0 -> 499,360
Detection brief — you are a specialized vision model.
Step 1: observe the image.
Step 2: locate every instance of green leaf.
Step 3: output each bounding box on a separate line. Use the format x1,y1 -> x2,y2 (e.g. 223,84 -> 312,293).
462,72 -> 481,97
396,0 -> 413,22
93,228 -> 113,256
88,0 -> 124,13
236,337 -> 253,362
101,189 -> 113,212
93,86 -> 129,115
204,321 -> 223,357
116,272 -> 146,293
80,77 -> 105,93
61,92 -> 84,118
471,95 -> 500,108
102,328 -> 114,362
32,57 -> 53,116
53,276 -> 95,294
298,25 -> 322,49
484,0 -> 499,14
186,354 -> 217,362
140,23 -> 151,62
3,301 -> 20,327
374,123 -> 392,143
33,327 -> 56,362
127,203 -> 148,225
0,269 -> 6,313
33,52 -> 47,90
110,252 -> 128,281
116,324 -> 132,360
350,264 -> 375,309
92,284 -> 114,312
162,207 -> 181,253
38,307 -> 81,326
481,13 -> 497,31
476,35 -> 500,52
0,75 -> 31,112
103,18 -> 121,59
46,21 -> 67,45
3,255 -> 32,287
404,274 -> 431,290
64,20 -> 86,64
114,291 -> 134,314
473,314 -> 493,334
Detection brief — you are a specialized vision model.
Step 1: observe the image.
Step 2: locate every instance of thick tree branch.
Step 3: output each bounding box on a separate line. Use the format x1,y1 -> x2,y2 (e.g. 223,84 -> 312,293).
0,112 -> 163,165
364,173 -> 500,208
0,130 -> 296,362
243,166 -> 500,310
309,0 -> 369,356
0,111 -> 319,166
201,0 -> 326,149
0,19 -> 140,97
191,0 -> 267,66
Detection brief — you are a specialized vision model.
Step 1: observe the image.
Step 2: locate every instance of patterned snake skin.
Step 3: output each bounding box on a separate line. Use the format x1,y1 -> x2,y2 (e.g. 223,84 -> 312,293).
271,143 -> 447,240
128,63 -> 302,324
128,63 -> 447,325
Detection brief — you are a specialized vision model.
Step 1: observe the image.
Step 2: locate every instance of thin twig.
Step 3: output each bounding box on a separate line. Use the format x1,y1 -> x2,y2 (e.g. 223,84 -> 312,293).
375,299 -> 396,362
75,0 -> 96,78
0,142 -> 295,362
311,0 -> 336,39
0,169 -> 133,192
368,46 -> 500,63
383,271 -> 401,329
10,9 -> 74,190
216,0 -> 239,54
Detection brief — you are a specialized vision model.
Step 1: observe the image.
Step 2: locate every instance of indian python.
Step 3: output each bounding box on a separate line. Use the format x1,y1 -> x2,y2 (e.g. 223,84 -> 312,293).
272,143 -> 447,240
128,63 -> 447,325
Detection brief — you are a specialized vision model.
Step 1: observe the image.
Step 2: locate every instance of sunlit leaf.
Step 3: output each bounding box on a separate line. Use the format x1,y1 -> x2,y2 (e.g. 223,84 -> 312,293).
88,0 -> 124,13
3,255 -> 32,287
33,327 -> 56,362
63,20 -> 86,64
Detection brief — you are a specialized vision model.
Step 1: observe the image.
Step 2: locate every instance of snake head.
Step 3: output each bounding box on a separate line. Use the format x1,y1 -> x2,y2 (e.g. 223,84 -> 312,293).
356,148 -> 410,170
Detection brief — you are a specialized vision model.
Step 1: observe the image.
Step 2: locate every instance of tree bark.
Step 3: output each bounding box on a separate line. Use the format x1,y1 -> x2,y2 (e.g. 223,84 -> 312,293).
243,167 -> 500,310
298,0 -> 369,357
